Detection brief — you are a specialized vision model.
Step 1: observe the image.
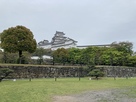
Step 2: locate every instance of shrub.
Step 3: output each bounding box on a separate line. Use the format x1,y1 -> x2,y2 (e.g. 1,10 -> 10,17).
88,69 -> 104,80
0,68 -> 14,82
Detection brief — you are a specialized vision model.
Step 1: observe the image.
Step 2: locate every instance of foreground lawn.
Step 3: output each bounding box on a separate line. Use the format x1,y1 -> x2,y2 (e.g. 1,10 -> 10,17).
0,77 -> 136,102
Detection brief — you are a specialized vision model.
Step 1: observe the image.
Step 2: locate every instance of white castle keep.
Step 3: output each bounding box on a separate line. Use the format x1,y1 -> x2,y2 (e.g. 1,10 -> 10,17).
38,31 -> 110,50
38,31 -> 77,50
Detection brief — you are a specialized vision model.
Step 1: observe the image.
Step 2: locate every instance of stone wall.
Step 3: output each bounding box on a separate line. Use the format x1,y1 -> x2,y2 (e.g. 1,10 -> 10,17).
102,66 -> 136,77
0,64 -> 136,79
0,65 -> 82,79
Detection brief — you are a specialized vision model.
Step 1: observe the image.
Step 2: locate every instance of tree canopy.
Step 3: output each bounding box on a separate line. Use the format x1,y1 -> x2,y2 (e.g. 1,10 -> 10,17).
50,41 -> 136,67
0,25 -> 37,63
52,48 -> 68,65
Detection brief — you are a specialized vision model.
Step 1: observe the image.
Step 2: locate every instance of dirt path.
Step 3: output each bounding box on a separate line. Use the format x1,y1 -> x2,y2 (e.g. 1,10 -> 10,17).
53,88 -> 136,102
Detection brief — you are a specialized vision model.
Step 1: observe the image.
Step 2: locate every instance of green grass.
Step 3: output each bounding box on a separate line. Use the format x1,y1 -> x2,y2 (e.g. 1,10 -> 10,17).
0,77 -> 136,102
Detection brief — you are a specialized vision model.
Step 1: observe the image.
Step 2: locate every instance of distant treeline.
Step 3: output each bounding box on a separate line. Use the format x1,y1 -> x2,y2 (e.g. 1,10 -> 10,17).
0,41 -> 136,67
52,41 -> 135,67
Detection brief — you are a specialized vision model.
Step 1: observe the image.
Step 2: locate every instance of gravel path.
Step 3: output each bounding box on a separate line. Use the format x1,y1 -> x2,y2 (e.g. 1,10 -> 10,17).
53,88 -> 136,102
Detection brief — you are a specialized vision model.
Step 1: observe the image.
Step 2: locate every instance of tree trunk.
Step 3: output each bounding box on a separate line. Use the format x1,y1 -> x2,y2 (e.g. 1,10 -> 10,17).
96,76 -> 98,80
0,78 -> 3,82
0,76 -> 6,82
19,50 -> 22,64
3,52 -> 7,63
52,56 -> 55,65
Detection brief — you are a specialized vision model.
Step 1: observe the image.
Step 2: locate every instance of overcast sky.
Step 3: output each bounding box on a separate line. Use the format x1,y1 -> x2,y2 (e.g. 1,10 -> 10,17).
1,0 -> 136,50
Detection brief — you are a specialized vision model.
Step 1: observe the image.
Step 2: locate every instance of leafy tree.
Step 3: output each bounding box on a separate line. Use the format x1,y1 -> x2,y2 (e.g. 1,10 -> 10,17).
80,46 -> 103,66
78,48 -> 92,65
32,48 -> 49,56
0,25 -> 37,64
2,52 -> 18,63
52,48 -> 68,65
100,47 -> 127,66
67,48 -> 81,65
111,41 -> 133,55
32,48 -> 48,64
88,68 -> 104,80
89,46 -> 102,65
110,41 -> 133,66
0,68 -> 14,82
127,55 -> 136,67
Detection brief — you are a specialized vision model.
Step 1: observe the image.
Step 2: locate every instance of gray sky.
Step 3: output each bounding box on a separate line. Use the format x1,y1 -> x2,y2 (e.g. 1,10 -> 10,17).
1,0 -> 136,50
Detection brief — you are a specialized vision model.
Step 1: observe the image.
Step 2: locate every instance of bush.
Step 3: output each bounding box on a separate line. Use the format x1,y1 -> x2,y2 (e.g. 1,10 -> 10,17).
88,69 -> 104,80
0,68 -> 14,82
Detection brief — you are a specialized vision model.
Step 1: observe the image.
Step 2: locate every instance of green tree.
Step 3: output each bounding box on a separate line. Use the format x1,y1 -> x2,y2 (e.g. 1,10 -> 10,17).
111,41 -> 133,55
127,55 -> 136,67
0,25 -> 37,64
33,48 -> 49,57
88,68 -> 104,80
52,48 -> 68,65
110,41 -> 133,66
80,46 -> 102,65
2,52 -> 18,64
32,48 -> 48,64
0,68 -> 14,82
67,48 -> 82,65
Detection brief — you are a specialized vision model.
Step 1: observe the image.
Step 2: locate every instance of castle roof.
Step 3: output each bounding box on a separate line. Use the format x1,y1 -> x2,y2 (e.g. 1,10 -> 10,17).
51,31 -> 77,45
38,31 -> 77,49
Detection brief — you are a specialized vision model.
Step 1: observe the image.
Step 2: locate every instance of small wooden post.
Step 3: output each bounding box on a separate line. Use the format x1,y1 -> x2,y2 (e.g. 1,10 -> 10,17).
55,77 -> 57,81
28,69 -> 31,81
78,67 -> 80,81
113,67 -> 116,80
54,68 -> 57,81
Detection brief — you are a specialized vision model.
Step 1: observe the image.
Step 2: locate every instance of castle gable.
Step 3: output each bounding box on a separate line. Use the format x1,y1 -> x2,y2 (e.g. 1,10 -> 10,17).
38,31 -> 77,50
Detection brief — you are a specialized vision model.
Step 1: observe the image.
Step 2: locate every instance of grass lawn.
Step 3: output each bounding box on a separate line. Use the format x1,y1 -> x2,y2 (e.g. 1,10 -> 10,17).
0,77 -> 136,102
